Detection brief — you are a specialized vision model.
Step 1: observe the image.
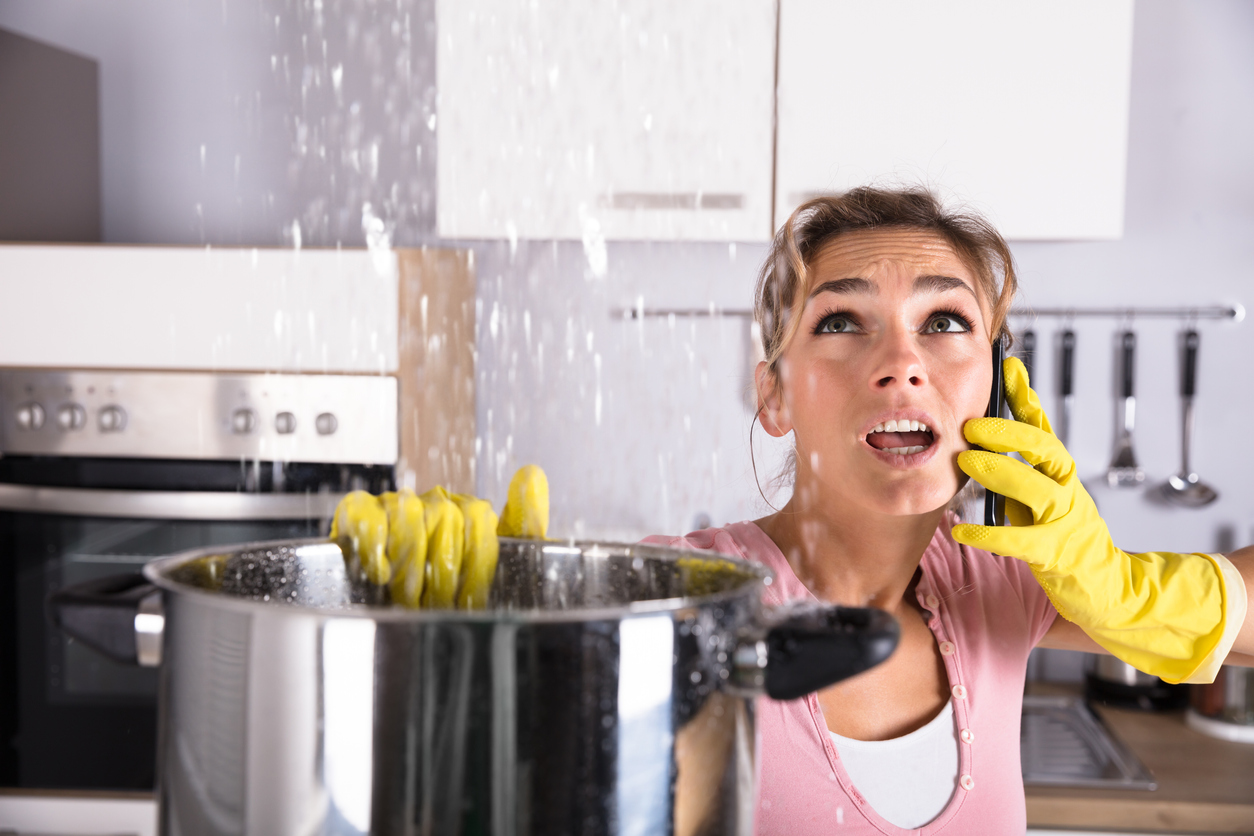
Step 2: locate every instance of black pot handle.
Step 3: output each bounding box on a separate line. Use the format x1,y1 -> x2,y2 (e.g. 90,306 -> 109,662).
735,603 -> 899,700
49,573 -> 164,667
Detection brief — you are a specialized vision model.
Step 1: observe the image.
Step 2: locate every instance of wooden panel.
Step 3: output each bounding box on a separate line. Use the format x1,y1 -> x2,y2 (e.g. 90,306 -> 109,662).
396,248 -> 476,495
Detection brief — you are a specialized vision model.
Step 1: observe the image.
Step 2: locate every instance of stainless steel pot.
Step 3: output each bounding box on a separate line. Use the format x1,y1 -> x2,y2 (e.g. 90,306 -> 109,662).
1084,654 -> 1188,711
1187,666 -> 1254,743
53,537 -> 899,836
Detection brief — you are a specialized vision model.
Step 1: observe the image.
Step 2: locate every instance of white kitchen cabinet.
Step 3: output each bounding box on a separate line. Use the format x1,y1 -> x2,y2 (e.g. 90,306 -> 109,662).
774,0 -> 1135,240
0,245 -> 398,373
436,0 -> 776,244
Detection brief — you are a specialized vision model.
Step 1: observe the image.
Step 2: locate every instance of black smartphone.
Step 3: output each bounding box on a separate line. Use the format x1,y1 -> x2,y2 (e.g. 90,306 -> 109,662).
983,333 -> 1008,527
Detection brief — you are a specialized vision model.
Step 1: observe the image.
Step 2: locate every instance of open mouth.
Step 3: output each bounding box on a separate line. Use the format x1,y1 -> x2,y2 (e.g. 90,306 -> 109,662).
865,420 -> 936,456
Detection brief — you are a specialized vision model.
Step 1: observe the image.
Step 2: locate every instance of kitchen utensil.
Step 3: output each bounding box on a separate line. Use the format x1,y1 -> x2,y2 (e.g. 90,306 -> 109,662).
53,536 -> 899,836
1162,329 -> 1218,507
1106,330 -> 1145,487
1058,329 -> 1075,447
1020,329 -> 1037,383
1187,666 -> 1254,743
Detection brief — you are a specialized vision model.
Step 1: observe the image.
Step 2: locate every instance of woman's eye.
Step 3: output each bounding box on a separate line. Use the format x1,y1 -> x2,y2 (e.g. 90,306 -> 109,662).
816,314 -> 857,334
924,314 -> 970,334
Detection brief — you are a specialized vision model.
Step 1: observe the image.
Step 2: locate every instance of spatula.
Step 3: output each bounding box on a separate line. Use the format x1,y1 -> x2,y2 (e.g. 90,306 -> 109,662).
1106,330 -> 1145,488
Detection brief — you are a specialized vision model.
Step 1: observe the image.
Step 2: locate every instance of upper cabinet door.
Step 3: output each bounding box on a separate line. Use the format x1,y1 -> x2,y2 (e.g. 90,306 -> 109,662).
775,0 -> 1135,240
437,0 -> 776,243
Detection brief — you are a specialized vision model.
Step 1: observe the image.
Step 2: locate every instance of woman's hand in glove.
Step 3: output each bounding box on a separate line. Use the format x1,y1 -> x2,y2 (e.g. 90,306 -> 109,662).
950,357 -> 1246,684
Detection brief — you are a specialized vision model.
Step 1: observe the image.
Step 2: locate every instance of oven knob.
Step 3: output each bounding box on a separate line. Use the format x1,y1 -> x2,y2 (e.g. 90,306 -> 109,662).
98,405 -> 128,432
315,412 -> 338,436
15,402 -> 45,431
275,411 -> 297,434
56,403 -> 87,431
231,408 -> 258,435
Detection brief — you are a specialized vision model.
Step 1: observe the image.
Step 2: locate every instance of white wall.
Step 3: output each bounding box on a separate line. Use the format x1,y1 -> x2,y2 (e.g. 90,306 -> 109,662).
2,0 -> 1251,548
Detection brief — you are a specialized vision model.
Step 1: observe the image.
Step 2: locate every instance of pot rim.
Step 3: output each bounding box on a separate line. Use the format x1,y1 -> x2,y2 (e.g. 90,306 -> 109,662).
142,536 -> 775,623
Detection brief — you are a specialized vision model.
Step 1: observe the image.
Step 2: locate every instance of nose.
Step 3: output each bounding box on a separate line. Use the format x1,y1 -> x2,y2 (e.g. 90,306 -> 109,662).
870,329 -> 927,391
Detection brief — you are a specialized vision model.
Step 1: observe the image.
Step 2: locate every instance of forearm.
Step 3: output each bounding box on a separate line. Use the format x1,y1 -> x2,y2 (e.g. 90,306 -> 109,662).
1224,545 -> 1254,659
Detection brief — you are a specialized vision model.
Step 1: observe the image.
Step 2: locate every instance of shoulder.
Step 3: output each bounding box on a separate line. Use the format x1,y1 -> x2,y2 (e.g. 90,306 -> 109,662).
923,514 -> 1037,597
642,521 -> 810,604
923,512 -> 1058,641
642,521 -> 774,565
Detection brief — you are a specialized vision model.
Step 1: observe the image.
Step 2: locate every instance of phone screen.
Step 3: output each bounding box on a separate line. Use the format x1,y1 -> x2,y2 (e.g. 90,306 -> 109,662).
983,334 -> 1008,527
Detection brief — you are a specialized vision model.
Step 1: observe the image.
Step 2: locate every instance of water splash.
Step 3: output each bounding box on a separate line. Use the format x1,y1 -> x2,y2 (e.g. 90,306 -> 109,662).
578,205 -> 608,279
360,202 -> 394,278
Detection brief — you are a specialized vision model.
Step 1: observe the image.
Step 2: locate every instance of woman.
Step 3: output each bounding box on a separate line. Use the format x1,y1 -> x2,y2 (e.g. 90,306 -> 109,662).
645,187 -> 1253,834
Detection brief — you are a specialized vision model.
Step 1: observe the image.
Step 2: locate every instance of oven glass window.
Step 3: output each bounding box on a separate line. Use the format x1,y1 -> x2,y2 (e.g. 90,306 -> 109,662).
2,512 -> 320,790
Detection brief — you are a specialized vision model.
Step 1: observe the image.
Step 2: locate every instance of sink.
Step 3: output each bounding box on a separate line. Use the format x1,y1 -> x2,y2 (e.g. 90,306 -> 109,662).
1021,694 -> 1157,790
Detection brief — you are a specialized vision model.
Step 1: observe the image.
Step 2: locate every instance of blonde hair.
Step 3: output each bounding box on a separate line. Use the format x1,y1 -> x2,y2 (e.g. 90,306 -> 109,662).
755,187 -> 1018,372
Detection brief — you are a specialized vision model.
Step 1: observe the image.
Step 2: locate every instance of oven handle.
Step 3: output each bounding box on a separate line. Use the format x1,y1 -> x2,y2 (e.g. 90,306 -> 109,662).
49,573 -> 164,667
0,483 -> 341,520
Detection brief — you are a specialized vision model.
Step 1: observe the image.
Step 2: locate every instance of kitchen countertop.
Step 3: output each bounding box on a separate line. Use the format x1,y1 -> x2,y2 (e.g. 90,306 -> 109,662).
1025,684 -> 1254,834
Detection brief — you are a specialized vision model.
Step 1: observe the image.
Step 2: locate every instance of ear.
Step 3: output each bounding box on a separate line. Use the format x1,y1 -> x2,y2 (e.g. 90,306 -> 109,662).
754,360 -> 792,437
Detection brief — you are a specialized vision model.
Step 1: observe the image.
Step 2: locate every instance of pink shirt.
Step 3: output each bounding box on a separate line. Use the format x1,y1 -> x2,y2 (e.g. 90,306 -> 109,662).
644,515 -> 1057,835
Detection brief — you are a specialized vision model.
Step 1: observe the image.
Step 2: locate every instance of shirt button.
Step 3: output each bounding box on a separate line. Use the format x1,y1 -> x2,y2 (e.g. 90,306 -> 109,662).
939,641 -> 955,656
960,728 -> 975,744
925,594 -> 940,609
952,684 -> 967,700
960,774 -> 975,791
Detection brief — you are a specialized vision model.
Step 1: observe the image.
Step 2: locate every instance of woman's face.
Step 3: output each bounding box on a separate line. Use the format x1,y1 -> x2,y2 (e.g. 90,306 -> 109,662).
760,228 -> 994,516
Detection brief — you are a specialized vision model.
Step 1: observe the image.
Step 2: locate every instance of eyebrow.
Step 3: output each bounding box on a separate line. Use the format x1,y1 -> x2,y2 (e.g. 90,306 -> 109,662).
807,274 -> 978,301
913,274 -> 978,299
807,277 -> 876,299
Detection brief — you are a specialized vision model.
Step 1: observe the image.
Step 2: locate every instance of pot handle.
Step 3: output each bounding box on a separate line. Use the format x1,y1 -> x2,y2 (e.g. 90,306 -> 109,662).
49,573 -> 164,667
734,603 -> 899,700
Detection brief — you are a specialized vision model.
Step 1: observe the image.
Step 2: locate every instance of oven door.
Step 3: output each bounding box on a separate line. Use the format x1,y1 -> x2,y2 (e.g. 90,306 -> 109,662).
0,484 -> 339,791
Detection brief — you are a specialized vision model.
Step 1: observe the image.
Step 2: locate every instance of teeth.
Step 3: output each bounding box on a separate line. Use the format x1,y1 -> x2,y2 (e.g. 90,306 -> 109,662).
885,445 -> 928,455
868,421 -> 934,436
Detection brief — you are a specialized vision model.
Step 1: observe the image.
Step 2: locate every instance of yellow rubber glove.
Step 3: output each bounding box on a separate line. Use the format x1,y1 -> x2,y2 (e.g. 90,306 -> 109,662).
420,486 -> 466,609
383,490 -> 428,607
453,494 -> 501,609
497,464 -> 549,539
951,357 -> 1246,684
330,490 -> 391,586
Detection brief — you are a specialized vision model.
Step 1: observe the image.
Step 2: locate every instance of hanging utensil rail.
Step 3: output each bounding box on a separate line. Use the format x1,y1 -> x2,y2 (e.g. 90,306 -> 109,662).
612,304 -> 1244,321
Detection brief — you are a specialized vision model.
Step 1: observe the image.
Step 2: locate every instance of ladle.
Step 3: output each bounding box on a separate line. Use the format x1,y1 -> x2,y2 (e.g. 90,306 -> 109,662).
1163,329 -> 1218,507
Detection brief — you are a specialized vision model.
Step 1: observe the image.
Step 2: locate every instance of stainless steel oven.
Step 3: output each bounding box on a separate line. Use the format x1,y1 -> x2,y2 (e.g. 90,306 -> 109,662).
0,369 -> 397,799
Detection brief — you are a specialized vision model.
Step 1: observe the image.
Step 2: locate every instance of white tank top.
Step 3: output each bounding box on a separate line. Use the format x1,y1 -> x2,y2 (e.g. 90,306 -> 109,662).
828,700 -> 959,829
